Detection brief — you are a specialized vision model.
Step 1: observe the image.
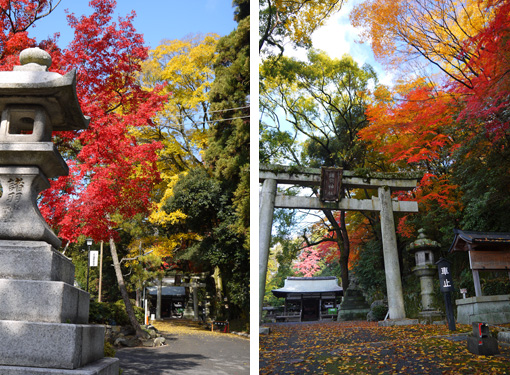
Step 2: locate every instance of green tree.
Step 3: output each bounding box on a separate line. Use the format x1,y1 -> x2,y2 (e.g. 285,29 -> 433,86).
162,168 -> 249,319
260,50 -> 379,289
205,1 -> 250,235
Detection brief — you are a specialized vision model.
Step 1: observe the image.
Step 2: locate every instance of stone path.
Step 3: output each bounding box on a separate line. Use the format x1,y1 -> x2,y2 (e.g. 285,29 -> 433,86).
115,328 -> 250,374
260,321 -> 510,374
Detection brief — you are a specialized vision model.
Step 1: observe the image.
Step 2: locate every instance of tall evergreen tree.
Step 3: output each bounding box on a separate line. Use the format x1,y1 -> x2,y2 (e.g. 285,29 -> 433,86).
206,0 -> 250,235
203,0 -> 250,316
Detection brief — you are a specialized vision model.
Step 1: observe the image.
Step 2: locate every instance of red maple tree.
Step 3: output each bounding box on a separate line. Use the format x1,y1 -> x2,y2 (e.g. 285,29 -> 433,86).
454,0 -> 510,138
26,0 -> 166,243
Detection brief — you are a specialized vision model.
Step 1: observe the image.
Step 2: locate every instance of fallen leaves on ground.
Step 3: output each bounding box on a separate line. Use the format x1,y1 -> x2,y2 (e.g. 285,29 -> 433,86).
259,321 -> 510,374
152,319 -> 227,337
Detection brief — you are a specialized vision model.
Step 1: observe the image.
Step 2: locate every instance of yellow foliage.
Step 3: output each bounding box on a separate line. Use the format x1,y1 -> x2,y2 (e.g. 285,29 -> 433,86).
125,233 -> 202,265
138,34 -> 219,174
149,173 -> 187,226
138,35 -> 219,229
272,0 -> 345,46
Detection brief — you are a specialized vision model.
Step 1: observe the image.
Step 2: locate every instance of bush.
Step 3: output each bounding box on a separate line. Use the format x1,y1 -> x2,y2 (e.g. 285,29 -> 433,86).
372,304 -> 389,321
483,277 -> 510,296
352,240 -> 387,302
104,341 -> 116,357
89,300 -> 144,325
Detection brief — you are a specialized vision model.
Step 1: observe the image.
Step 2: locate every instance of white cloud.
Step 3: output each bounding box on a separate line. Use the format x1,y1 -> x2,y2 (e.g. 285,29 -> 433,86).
283,0 -> 395,87
284,10 -> 353,62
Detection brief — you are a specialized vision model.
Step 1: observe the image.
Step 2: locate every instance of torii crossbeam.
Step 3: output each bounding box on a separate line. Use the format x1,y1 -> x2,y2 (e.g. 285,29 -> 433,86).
259,165 -> 421,324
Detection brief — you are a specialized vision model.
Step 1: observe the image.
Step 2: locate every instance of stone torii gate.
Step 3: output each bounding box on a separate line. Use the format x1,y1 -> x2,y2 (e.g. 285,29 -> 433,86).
259,165 -> 421,323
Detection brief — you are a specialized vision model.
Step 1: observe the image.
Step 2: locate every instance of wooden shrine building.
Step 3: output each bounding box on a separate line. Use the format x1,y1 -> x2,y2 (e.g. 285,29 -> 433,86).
272,277 -> 343,322
449,229 -> 510,324
147,286 -> 186,319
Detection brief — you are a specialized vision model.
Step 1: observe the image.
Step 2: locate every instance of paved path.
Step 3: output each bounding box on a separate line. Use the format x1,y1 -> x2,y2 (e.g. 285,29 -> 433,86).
115,332 -> 250,375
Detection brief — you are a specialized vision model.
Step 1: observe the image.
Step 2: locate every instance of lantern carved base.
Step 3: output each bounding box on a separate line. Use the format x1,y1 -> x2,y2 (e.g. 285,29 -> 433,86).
0,166 -> 61,248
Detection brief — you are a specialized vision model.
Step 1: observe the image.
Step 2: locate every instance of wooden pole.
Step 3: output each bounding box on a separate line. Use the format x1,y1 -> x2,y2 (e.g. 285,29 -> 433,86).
98,240 -> 103,302
444,292 -> 456,331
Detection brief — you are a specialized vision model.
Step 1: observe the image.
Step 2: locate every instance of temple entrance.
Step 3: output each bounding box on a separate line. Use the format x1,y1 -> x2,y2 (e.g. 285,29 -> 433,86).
271,277 -> 343,322
302,299 -> 320,321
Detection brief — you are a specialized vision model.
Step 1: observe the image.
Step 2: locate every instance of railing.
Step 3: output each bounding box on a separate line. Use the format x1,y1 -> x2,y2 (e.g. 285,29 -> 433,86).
275,312 -> 301,322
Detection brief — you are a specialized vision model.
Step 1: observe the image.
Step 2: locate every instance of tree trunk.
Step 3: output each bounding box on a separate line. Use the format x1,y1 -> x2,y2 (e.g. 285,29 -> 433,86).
338,210 -> 351,290
324,209 -> 350,290
212,266 -> 223,317
156,277 -> 162,320
109,237 -> 147,339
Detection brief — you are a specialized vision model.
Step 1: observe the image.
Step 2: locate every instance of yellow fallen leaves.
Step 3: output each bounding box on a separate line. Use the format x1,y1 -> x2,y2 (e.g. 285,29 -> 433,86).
259,321 -> 510,374
152,319 -> 228,337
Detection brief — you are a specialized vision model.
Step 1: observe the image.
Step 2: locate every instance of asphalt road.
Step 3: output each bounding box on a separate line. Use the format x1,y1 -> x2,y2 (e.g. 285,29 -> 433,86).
115,332 -> 250,375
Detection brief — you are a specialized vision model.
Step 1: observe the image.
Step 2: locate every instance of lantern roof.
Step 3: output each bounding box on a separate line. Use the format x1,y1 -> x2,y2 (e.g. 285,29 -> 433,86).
409,228 -> 441,252
0,48 -> 89,131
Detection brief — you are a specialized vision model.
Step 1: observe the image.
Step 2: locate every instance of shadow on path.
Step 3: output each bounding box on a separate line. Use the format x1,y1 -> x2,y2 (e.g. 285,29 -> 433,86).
116,347 -> 206,374
116,329 -> 250,375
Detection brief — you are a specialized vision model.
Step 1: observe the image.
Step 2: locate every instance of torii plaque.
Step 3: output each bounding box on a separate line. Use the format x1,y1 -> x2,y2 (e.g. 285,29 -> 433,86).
259,165 -> 421,324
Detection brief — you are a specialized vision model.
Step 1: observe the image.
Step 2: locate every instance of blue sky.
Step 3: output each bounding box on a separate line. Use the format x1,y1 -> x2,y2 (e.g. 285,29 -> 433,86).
29,0 -> 238,49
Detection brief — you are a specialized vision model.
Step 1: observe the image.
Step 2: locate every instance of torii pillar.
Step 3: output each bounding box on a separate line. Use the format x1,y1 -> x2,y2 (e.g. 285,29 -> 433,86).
259,178 -> 277,322
379,185 -> 406,319
259,165 -> 421,323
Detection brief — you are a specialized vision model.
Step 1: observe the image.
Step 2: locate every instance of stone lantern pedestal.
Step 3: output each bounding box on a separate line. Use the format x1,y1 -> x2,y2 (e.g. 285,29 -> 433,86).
409,229 -> 443,324
0,48 -> 118,374
337,277 -> 370,321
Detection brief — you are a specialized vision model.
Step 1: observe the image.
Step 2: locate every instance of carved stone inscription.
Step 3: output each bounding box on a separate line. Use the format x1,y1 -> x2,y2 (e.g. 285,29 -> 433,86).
1,177 -> 23,222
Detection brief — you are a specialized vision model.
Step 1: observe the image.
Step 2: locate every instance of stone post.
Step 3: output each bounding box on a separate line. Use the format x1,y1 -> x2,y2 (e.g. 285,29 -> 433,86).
193,283 -> 199,320
259,178 -> 277,323
204,294 -> 211,321
0,48 -> 118,374
378,186 -> 406,320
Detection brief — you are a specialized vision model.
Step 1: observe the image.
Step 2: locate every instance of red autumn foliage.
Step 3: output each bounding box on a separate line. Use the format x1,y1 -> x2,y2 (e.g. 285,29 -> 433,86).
0,0 -> 166,243
454,0 -> 510,138
359,84 -> 463,238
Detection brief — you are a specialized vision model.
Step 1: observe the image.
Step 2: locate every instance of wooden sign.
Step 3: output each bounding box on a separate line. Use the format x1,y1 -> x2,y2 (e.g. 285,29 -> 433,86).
436,257 -> 456,331
469,250 -> 510,270
320,167 -> 343,202
437,258 -> 454,293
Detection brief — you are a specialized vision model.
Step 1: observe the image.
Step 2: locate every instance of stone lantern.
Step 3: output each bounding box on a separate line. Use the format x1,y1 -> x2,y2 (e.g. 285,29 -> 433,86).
409,228 -> 443,323
0,48 -> 118,374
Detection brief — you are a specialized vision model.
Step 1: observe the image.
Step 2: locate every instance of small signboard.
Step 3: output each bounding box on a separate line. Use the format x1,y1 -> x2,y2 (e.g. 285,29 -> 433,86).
436,257 -> 456,331
320,167 -> 343,202
437,258 -> 454,293
89,250 -> 99,267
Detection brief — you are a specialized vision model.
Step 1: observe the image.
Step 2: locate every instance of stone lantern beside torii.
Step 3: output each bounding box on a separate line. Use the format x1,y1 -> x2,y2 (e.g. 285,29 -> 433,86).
0,48 -> 118,374
409,228 -> 443,323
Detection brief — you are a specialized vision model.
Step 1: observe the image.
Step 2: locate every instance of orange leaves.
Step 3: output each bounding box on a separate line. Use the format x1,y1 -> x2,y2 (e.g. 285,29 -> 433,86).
360,81 -> 464,221
361,83 -> 457,167
415,173 -> 463,213
350,0 -> 495,83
